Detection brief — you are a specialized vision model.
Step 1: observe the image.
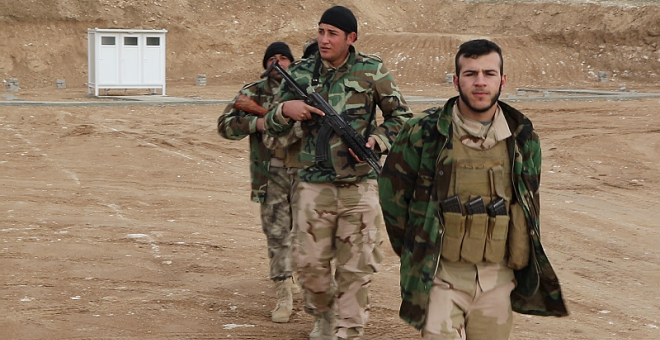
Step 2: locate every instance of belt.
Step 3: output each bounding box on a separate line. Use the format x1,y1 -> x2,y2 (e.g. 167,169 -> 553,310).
270,157 -> 285,168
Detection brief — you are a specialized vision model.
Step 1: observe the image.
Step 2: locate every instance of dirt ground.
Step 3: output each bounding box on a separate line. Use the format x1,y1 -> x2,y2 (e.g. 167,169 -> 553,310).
2,0 -> 660,340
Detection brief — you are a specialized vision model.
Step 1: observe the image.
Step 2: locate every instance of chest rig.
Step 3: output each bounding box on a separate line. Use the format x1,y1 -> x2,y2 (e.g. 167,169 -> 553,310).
439,134 -> 513,264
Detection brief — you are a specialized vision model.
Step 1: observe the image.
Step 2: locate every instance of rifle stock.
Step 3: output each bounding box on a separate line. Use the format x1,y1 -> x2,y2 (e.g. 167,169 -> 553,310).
264,61 -> 382,174
233,94 -> 267,116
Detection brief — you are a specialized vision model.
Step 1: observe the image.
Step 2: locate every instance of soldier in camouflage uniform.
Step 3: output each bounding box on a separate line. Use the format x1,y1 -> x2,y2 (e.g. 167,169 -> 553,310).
217,41 -> 300,324
264,6 -> 412,340
378,39 -> 568,340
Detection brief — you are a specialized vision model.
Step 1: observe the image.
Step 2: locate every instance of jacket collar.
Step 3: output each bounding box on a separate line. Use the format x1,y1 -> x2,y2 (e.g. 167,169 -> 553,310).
437,96 -> 533,145
319,45 -> 356,76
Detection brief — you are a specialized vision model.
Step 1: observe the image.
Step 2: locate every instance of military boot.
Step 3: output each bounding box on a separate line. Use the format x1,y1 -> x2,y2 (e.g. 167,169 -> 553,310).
271,279 -> 293,323
309,310 -> 336,340
290,274 -> 301,295
309,314 -> 322,339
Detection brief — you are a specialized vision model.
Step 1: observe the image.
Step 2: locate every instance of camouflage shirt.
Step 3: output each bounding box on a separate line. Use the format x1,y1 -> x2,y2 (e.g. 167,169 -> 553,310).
217,77 -> 281,203
378,96 -> 568,330
264,47 -> 412,183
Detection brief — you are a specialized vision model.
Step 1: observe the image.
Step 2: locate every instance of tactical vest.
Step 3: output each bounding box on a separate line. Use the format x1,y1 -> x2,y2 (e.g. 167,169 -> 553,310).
439,134 -> 513,264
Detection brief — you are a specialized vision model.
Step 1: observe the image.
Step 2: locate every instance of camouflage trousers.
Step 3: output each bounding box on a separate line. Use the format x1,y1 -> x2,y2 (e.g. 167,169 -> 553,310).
294,179 -> 384,339
260,166 -> 300,281
422,277 -> 515,340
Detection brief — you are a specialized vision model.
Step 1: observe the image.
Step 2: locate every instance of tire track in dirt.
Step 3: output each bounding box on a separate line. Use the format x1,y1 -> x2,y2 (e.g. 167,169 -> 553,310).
527,98 -> 660,338
1,124 -> 82,186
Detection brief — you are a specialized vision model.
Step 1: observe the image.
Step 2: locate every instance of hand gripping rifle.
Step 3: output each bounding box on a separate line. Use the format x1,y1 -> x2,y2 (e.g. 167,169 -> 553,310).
261,61 -> 382,174
233,94 -> 267,116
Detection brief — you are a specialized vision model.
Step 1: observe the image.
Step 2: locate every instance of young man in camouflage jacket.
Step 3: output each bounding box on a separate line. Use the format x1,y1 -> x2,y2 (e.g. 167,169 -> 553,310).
378,39 -> 568,339
264,6 -> 412,340
217,41 -> 300,324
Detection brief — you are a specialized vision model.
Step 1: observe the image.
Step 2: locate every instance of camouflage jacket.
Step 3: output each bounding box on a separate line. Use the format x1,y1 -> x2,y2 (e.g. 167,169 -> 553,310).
378,96 -> 568,330
264,47 -> 412,183
217,77 -> 280,203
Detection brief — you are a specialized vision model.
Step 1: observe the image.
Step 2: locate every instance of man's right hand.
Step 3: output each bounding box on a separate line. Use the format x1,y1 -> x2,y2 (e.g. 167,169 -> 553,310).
256,117 -> 265,132
282,100 -> 325,121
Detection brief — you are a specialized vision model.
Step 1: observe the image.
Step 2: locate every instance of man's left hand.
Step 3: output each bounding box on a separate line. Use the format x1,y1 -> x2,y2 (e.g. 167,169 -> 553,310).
348,136 -> 376,162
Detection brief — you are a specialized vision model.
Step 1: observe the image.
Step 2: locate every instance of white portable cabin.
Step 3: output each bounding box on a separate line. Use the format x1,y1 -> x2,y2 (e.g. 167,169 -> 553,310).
87,28 -> 167,96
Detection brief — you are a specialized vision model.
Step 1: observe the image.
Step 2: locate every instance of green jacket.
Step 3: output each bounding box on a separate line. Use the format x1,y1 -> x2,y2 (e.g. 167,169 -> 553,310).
217,78 -> 279,203
264,47 -> 412,183
378,97 -> 568,330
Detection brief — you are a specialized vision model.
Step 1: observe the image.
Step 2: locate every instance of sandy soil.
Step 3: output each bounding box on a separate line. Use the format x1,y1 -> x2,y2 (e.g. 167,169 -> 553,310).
1,0 -> 660,339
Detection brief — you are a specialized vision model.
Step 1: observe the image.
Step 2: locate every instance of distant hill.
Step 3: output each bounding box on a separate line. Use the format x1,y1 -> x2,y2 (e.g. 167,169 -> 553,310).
1,0 -> 658,90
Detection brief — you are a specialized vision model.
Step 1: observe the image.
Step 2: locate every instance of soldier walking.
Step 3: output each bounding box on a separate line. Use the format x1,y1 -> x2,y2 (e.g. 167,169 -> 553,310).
378,39 -> 568,340
264,6 -> 412,340
217,41 -> 300,323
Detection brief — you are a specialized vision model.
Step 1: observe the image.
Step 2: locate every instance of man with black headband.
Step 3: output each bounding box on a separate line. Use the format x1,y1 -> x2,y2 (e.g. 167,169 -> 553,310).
264,5 -> 412,340
218,41 -> 301,324
379,39 -> 568,339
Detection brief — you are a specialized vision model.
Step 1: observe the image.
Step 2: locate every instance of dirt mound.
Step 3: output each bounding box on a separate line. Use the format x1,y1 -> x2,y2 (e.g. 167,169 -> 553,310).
1,0 -> 659,92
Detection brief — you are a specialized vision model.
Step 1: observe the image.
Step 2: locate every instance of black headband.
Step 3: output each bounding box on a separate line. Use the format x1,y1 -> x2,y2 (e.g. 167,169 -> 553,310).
262,42 -> 294,69
319,6 -> 357,38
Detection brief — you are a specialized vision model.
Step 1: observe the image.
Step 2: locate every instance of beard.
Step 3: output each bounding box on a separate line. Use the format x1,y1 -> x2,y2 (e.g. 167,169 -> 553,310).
458,83 -> 502,113
269,71 -> 283,81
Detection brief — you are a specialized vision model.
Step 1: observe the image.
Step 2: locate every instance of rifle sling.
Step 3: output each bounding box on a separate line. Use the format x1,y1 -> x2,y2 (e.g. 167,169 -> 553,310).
311,56 -> 321,87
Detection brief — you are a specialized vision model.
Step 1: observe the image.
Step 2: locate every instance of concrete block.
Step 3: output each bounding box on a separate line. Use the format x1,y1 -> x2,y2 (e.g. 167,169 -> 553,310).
5,78 -> 19,92
196,74 -> 207,86
598,71 -> 608,82
1,93 -> 23,101
56,79 -> 66,89
445,73 -> 454,84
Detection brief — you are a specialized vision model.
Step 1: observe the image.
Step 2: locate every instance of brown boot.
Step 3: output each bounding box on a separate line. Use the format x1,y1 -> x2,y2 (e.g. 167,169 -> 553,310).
309,314 -> 322,339
309,310 -> 336,340
271,279 -> 293,323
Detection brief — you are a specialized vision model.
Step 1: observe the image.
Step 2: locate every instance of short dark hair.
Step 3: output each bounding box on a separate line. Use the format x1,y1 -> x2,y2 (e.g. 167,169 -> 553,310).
454,39 -> 503,75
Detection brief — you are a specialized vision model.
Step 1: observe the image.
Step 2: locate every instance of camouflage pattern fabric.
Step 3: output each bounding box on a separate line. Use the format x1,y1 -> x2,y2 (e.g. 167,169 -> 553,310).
264,46 -> 413,184
294,179 -> 383,339
217,77 -> 280,203
422,279 -> 515,340
378,96 -> 568,330
263,122 -> 303,168
218,77 -> 301,281
261,166 -> 300,280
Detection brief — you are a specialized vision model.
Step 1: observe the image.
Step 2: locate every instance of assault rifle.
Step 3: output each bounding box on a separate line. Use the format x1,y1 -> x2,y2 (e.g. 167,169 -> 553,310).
261,61 -> 382,174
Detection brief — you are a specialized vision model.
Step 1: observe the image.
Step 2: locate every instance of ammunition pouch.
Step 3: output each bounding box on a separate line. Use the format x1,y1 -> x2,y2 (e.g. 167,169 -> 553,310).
440,211 -> 465,262
440,196 -> 515,265
485,214 -> 510,263
460,212 -> 489,264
